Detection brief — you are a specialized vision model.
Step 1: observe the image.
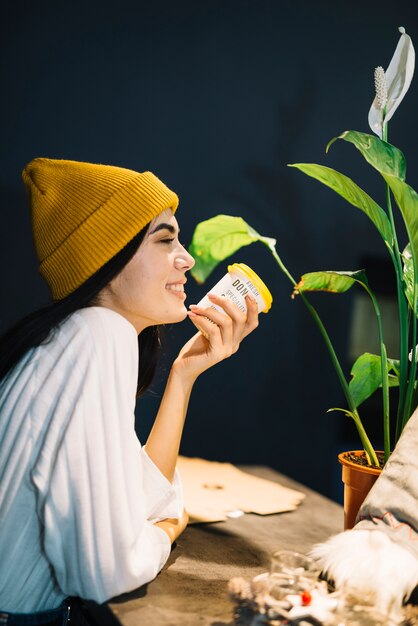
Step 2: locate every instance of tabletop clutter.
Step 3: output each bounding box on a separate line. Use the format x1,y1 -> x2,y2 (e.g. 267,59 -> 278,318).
176,457 -> 418,624
227,549 -> 418,626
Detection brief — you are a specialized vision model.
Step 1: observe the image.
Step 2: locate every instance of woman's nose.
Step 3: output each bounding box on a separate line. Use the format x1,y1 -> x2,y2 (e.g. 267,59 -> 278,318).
174,249 -> 195,271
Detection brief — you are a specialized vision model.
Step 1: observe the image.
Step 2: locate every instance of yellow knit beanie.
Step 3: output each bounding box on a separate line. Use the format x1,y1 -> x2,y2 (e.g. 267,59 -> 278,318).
22,158 -> 179,300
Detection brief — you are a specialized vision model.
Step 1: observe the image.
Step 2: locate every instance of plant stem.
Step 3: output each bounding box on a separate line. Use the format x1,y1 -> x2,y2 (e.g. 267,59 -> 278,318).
382,122 -> 410,442
267,244 -> 379,466
364,286 -> 390,461
300,294 -> 379,466
265,242 -> 297,286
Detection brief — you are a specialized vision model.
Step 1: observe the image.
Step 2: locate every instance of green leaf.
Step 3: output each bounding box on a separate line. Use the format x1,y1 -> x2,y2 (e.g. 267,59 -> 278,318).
402,243 -> 415,311
349,352 -> 400,408
288,163 -> 393,246
390,357 -> 401,379
188,215 -> 276,283
293,270 -> 368,297
382,174 -> 418,316
327,131 -> 406,180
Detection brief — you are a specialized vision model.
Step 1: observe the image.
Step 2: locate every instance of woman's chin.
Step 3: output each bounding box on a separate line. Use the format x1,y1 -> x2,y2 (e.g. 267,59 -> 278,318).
175,308 -> 189,323
165,306 -> 188,324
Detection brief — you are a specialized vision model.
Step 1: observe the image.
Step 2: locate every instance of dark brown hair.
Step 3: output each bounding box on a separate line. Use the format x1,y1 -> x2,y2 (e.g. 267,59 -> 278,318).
0,227 -> 159,396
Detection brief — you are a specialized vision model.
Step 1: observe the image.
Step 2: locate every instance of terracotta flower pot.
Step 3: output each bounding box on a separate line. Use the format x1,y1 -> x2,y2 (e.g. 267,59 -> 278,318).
338,451 -> 382,530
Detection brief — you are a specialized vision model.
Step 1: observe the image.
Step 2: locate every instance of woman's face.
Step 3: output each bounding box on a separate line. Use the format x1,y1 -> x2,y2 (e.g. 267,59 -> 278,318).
99,210 -> 195,333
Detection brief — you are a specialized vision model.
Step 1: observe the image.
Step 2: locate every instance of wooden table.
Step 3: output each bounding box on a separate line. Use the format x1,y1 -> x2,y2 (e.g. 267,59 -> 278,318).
86,466 -> 343,626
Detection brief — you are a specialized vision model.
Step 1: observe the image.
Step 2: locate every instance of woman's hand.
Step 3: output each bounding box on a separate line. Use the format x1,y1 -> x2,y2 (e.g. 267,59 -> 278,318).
145,295 -> 258,482
172,293 -> 259,381
154,508 -> 189,543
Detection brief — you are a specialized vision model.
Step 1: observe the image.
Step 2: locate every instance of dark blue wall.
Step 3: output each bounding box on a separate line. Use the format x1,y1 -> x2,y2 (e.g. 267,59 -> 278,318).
1,0 -> 417,500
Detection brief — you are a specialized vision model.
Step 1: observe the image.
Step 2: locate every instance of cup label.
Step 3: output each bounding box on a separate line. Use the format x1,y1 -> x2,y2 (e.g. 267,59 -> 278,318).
196,272 -> 265,314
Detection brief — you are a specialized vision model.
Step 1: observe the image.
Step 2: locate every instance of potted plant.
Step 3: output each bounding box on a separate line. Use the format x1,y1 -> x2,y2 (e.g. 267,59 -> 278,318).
188,28 -> 416,527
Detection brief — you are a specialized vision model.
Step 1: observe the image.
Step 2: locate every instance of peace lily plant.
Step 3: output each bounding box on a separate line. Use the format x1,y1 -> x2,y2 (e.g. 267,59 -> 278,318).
189,27 -> 416,469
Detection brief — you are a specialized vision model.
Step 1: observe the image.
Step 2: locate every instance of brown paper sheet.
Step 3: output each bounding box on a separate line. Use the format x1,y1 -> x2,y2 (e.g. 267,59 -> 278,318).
177,456 -> 305,524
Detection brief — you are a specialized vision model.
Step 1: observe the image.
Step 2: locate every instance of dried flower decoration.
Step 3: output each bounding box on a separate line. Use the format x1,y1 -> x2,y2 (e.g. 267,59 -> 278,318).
228,577 -> 252,602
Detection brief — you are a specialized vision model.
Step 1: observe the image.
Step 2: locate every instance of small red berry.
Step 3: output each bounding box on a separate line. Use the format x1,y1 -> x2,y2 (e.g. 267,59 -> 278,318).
300,590 -> 312,606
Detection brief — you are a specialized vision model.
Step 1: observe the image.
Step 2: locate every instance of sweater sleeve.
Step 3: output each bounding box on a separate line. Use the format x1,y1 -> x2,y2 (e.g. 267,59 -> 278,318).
140,448 -> 184,522
32,308 -> 184,603
355,406 -> 418,554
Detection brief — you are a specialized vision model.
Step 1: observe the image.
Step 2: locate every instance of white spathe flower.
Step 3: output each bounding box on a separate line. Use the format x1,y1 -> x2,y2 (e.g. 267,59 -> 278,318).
368,27 -> 415,138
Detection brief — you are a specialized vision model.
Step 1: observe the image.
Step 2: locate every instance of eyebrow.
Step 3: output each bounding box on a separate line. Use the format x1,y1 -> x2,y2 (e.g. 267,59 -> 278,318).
149,223 -> 178,235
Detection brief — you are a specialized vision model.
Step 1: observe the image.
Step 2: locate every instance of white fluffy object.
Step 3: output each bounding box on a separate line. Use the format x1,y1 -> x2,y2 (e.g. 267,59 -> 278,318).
311,529 -> 418,620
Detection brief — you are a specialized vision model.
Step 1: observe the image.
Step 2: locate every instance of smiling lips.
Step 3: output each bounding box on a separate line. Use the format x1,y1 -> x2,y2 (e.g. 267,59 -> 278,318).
166,282 -> 186,300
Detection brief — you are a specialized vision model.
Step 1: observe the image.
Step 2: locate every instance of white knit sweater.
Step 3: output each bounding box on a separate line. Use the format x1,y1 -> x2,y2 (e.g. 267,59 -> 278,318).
0,307 -> 183,612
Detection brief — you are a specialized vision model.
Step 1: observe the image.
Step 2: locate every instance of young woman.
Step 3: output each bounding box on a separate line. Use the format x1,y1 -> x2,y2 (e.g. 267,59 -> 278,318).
0,158 -> 259,624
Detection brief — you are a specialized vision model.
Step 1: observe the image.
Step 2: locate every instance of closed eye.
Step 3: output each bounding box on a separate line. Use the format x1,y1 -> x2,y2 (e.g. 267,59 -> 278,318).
159,238 -> 175,244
